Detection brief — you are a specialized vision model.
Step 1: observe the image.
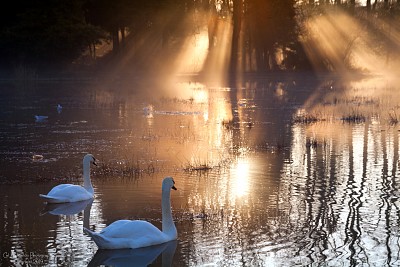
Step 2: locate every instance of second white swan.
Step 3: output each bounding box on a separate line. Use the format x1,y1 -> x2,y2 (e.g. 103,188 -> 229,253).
84,176 -> 177,249
39,154 -> 97,203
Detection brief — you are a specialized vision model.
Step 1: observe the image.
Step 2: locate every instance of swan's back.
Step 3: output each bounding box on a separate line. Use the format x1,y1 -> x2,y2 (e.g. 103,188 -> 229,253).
47,184 -> 74,194
101,220 -> 166,240
43,184 -> 92,202
50,184 -> 90,195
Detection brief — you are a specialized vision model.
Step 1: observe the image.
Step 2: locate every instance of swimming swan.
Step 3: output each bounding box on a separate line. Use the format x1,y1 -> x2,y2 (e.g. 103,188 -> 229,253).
83,177 -> 177,249
39,154 -> 97,203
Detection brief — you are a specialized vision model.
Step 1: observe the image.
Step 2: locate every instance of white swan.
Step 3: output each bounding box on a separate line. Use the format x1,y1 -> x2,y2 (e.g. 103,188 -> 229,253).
39,154 -> 97,203
84,177 -> 177,249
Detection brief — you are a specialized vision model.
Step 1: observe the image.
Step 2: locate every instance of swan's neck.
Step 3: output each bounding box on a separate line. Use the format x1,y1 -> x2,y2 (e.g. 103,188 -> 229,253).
162,189 -> 176,238
83,161 -> 93,194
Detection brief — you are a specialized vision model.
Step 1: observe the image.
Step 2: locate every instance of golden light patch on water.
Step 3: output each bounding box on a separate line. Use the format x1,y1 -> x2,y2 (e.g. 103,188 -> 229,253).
230,158 -> 250,199
168,82 -> 209,103
299,75 -> 400,127
157,81 -> 233,153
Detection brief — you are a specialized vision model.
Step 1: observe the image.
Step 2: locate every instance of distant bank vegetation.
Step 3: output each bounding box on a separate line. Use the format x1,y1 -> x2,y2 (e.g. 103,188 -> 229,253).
0,0 -> 399,76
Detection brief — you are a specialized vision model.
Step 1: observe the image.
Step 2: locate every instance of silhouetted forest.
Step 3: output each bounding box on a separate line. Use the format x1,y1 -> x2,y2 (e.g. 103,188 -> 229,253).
1,0 -> 400,76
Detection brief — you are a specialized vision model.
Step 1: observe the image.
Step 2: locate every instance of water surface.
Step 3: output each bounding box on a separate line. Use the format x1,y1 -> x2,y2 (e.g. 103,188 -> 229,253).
1,74 -> 400,266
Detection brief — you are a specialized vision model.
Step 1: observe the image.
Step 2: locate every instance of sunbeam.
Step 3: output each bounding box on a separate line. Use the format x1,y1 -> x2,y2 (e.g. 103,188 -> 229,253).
174,30 -> 209,74
301,8 -> 400,76
301,11 -> 361,72
201,15 -> 233,85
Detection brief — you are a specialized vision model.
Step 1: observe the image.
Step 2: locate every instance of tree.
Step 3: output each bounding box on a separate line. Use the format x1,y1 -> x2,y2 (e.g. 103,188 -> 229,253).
0,0 -> 105,68
245,0 -> 297,71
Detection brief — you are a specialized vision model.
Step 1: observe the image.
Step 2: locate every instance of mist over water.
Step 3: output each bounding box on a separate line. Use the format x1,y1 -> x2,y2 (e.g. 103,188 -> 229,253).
1,73 -> 400,266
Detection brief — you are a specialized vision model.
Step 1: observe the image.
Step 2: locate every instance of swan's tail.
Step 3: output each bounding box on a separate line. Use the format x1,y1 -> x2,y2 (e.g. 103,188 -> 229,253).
39,194 -> 65,204
83,227 -> 112,249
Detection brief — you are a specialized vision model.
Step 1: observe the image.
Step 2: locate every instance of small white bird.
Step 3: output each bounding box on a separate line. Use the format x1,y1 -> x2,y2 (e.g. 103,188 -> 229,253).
84,177 -> 177,249
35,115 -> 48,122
39,154 -> 97,203
32,154 -> 44,161
143,104 -> 154,118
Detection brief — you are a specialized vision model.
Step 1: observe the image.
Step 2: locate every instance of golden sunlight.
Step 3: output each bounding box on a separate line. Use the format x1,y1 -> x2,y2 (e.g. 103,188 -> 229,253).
298,8 -> 400,125
201,15 -> 233,85
301,10 -> 389,74
172,82 -> 208,103
174,30 -> 209,74
230,158 -> 250,198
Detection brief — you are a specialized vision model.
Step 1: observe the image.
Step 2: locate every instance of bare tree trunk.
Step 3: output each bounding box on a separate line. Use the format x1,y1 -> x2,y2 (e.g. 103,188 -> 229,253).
350,0 -> 355,12
230,0 -> 243,74
208,7 -> 218,50
120,27 -> 125,51
366,0 -> 371,12
112,28 -> 120,54
93,43 -> 96,59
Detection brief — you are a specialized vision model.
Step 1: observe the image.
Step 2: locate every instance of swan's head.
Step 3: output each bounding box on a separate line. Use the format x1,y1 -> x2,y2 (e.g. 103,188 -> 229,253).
163,177 -> 177,191
84,154 -> 97,166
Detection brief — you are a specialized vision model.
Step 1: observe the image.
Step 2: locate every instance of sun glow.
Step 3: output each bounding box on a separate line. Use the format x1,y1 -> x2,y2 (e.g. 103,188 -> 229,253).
298,7 -> 400,124
174,30 -> 209,74
231,159 -> 250,198
301,8 -> 400,77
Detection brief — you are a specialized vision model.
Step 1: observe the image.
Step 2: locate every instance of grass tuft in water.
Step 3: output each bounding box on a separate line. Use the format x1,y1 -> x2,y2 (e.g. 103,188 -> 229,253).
306,138 -> 319,149
183,162 -> 213,172
293,113 -> 320,124
341,112 -> 366,123
306,138 -> 327,149
95,160 -> 156,178
183,157 -> 231,173
389,110 -> 399,125
222,119 -> 235,130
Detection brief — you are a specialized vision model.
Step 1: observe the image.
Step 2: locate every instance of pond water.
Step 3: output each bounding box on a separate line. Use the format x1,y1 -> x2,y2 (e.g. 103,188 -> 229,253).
1,73 -> 400,266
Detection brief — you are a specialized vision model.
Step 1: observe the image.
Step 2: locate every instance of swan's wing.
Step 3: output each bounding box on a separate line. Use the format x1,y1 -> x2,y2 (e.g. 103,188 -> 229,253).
99,220 -> 132,235
47,184 -> 75,194
43,184 -> 92,202
50,185 -> 91,197
100,220 -> 163,239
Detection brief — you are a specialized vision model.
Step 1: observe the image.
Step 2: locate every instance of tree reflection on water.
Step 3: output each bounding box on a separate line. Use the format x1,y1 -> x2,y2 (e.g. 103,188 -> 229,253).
1,75 -> 400,265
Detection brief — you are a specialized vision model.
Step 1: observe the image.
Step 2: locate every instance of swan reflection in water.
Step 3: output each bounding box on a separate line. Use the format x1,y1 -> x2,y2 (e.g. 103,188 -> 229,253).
88,240 -> 177,267
41,198 -> 93,218
41,198 -> 94,216
40,198 -> 93,231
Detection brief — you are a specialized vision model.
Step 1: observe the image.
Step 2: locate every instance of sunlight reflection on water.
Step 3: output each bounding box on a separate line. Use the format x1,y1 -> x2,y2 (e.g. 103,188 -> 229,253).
1,76 -> 400,266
